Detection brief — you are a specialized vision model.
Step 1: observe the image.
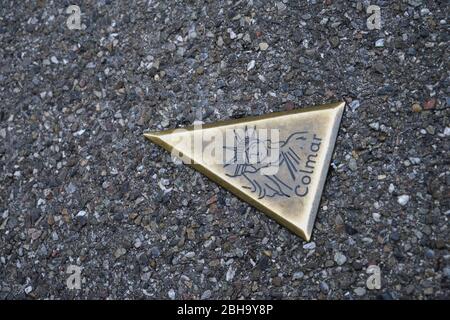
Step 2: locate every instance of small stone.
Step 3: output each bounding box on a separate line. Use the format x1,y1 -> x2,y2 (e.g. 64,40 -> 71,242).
334,252 -> 347,266
320,282 -> 329,293
426,125 -> 435,135
329,36 -> 340,48
201,290 -> 212,300
206,195 -> 217,206
380,292 -> 394,300
397,195 -> 410,206
227,28 -> 236,40
50,56 -> 59,64
405,285 -> 415,295
348,158 -> 358,171
188,29 -> 197,39
443,267 -> 450,278
134,238 -> 142,248
303,242 -> 316,250
113,212 -> 124,222
325,260 -> 334,268
272,276 -> 282,286
349,100 -> 360,112
76,210 -> 87,217
354,287 -> 366,296
186,227 -> 195,240
420,8 -> 430,16
24,286 -> 33,294
47,214 -> 55,226
226,266 -> 236,282
114,247 -> 127,259
425,249 -> 435,259
247,60 -> 256,71
444,127 -> 450,136
407,0 -> 423,7
412,103 -> 422,112
66,182 -> 77,194
390,231 -> 400,242
375,39 -> 385,47
388,184 -> 395,193
196,66 -> 204,75
259,42 -> 269,51
369,122 -> 380,131
30,229 -> 42,241
423,98 -> 436,110
276,2 -> 287,11
372,212 -> 381,222
293,271 -> 304,280
435,239 -> 446,249
335,214 -> 344,226
168,289 -> 176,299
424,287 -> 434,295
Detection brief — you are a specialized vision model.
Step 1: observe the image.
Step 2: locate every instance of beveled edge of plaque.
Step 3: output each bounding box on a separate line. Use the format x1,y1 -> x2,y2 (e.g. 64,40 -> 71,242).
144,101 -> 346,241
304,101 -> 345,240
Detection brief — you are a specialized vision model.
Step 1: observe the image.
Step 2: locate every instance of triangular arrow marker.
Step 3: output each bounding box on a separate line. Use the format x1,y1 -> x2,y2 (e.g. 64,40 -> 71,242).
144,101 -> 345,241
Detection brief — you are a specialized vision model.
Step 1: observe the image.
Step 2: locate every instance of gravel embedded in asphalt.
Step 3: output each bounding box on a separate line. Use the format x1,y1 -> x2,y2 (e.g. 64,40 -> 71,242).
0,0 -> 448,299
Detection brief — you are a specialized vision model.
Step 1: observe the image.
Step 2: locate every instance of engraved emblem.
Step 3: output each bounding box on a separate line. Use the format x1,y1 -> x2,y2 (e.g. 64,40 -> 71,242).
144,102 -> 345,240
224,127 -> 322,199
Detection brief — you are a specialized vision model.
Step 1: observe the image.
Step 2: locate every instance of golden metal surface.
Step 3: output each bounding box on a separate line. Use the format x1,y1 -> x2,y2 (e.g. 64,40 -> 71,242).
144,101 -> 345,241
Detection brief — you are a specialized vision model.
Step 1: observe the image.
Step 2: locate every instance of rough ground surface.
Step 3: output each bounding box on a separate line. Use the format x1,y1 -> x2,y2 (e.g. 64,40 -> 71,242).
0,0 -> 449,300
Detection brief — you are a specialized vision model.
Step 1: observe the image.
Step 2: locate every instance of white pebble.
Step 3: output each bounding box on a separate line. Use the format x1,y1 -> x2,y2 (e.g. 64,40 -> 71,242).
372,212 -> 381,222
388,184 -> 395,193
349,100 -> 360,112
226,266 -> 236,282
375,39 -> 385,47
420,8 -> 430,16
369,122 -> 380,130
303,242 -> 316,250
227,28 -> 236,39
247,60 -> 256,71
397,195 -> 410,206
76,210 -> 87,217
259,42 -> 269,51
134,238 -> 142,248
354,287 -> 366,296
276,2 -> 287,11
334,252 -> 347,266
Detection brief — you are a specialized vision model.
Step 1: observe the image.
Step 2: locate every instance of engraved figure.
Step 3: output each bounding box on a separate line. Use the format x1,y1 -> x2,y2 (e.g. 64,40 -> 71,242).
223,126 -> 311,199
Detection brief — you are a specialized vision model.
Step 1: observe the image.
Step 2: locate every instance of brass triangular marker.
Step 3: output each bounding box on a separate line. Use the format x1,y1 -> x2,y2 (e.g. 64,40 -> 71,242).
144,101 -> 345,241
